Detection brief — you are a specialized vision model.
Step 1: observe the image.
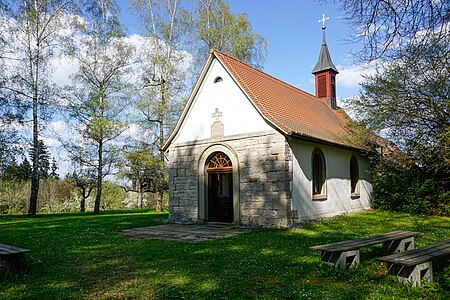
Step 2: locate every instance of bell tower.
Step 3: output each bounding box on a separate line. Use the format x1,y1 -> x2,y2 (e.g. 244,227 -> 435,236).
312,14 -> 339,109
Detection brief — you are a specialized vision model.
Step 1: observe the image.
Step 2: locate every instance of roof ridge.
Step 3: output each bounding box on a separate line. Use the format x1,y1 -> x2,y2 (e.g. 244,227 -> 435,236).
213,49 -> 349,136
212,50 -> 290,133
212,49 -> 320,102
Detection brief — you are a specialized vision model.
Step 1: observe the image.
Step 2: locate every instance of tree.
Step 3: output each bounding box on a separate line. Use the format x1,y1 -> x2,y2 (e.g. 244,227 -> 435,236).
349,35 -> 450,176
29,140 -> 51,180
194,0 -> 267,69
324,0 -> 450,61
328,0 -> 450,213
66,169 -> 96,212
50,157 -> 59,180
118,146 -> 167,209
66,0 -> 133,213
0,0 -> 74,216
131,0 -> 191,211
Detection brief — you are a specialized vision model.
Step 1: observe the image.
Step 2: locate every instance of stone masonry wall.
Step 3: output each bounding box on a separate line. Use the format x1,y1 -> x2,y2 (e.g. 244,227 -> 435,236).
168,131 -> 294,227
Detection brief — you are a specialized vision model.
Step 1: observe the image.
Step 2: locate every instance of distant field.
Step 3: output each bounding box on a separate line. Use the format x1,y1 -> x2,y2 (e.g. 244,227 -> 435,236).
0,209 -> 449,299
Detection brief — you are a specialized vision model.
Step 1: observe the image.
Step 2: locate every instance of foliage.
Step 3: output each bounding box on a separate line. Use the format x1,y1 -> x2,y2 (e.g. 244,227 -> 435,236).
347,35 -> 450,213
0,177 -> 133,214
0,0 -> 76,216
65,0 -> 133,214
370,158 -> 450,215
65,169 -> 96,212
130,0 -> 191,211
1,158 -> 32,181
325,0 -> 450,61
28,140 -> 51,180
194,0 -> 267,69
351,35 -> 450,166
332,0 -> 450,214
0,210 -> 449,299
118,147 -> 167,209
98,181 -> 129,210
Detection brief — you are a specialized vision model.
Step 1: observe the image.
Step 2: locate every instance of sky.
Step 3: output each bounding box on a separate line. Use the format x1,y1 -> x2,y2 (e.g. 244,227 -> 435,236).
119,0 -> 372,102
42,0 -> 373,176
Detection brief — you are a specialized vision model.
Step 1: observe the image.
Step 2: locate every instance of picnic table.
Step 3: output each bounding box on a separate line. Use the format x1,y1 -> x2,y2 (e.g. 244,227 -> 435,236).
310,230 -> 420,269
377,239 -> 450,286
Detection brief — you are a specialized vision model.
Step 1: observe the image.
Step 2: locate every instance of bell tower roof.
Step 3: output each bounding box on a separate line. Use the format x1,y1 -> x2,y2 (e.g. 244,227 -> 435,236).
312,15 -> 339,74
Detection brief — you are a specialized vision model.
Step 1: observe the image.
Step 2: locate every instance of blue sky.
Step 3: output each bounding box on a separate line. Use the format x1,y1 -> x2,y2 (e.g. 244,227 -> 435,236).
119,0 -> 369,101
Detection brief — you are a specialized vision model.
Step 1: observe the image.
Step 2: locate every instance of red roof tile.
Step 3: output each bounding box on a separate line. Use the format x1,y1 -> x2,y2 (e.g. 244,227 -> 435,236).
212,49 -> 357,148
162,49 -> 360,151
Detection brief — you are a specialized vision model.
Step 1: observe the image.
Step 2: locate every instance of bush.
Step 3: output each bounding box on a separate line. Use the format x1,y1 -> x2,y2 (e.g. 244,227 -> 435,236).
371,159 -> 449,215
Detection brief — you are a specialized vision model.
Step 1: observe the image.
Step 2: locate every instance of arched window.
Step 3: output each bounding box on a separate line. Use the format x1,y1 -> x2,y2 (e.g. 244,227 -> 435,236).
214,76 -> 223,83
312,149 -> 326,197
350,156 -> 359,195
206,152 -> 232,171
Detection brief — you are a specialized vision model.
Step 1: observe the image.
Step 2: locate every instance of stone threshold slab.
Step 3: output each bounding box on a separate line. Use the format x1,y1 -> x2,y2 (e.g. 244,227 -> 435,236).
121,224 -> 249,243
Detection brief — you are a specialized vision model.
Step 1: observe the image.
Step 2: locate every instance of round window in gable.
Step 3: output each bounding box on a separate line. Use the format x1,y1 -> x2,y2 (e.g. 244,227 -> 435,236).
214,76 -> 223,83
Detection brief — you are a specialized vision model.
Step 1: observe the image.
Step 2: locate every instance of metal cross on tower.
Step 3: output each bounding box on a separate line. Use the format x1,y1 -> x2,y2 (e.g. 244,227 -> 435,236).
318,14 -> 329,29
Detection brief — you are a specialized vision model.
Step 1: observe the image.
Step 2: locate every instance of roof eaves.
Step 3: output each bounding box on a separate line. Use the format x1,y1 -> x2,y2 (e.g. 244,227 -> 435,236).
161,52 -> 215,151
287,131 -> 364,152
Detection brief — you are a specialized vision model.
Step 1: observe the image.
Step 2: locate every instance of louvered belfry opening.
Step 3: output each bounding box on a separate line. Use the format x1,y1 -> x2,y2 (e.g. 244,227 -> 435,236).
317,75 -> 327,98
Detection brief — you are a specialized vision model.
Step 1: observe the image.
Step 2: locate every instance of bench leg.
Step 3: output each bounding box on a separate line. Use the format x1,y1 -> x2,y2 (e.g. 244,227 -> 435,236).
320,250 -> 360,269
382,237 -> 414,254
386,261 -> 433,287
0,253 -> 27,270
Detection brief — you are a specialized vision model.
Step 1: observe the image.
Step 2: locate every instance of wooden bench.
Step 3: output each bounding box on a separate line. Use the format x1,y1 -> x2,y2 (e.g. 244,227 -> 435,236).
377,239 -> 450,286
309,230 -> 420,269
0,243 -> 30,269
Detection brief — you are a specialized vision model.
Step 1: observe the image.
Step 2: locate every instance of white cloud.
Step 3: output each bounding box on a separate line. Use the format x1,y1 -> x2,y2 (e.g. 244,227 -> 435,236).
336,62 -> 377,88
50,56 -> 79,87
42,137 -> 60,147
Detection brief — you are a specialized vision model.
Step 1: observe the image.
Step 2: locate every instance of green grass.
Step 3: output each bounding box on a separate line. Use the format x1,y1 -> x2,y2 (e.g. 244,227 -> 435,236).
0,210 -> 449,299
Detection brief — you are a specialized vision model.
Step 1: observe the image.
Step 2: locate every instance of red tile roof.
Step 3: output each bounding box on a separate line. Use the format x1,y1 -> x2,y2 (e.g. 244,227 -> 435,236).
162,49 -> 361,151
212,49 -> 358,149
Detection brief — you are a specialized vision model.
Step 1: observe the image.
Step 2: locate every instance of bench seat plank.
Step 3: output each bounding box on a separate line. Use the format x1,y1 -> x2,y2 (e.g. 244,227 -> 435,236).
377,239 -> 450,267
0,243 -> 30,270
309,231 -> 419,269
0,243 -> 30,255
310,230 -> 420,252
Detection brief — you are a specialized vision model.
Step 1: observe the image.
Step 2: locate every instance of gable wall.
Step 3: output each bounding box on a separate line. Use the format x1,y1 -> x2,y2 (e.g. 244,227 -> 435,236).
290,140 -> 372,221
172,59 -> 272,145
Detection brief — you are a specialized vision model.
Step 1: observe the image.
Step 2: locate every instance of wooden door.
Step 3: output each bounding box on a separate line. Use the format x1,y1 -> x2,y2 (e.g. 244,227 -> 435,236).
208,172 -> 233,222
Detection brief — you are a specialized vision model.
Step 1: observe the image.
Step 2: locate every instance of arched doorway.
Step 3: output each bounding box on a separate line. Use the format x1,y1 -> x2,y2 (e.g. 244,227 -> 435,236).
206,152 -> 233,222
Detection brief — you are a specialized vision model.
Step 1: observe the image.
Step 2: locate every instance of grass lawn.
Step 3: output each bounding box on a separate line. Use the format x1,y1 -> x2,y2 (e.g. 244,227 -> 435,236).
0,210 -> 449,299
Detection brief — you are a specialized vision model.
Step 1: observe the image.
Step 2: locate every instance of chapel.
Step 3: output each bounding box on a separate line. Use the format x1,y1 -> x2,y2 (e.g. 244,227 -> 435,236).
161,23 -> 372,227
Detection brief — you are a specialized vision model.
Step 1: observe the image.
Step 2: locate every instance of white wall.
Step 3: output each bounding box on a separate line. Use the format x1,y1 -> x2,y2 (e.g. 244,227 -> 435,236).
291,140 -> 372,221
172,59 -> 273,144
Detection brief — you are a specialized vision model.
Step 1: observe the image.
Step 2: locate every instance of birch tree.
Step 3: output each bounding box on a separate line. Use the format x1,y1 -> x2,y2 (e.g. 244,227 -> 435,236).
131,0 -> 190,211
66,0 -> 133,213
0,0 -> 74,216
194,0 -> 267,69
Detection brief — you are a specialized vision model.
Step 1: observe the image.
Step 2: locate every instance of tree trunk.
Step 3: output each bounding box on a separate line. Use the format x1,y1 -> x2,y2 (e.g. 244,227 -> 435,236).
80,186 -> 86,212
28,21 -> 40,217
157,191 -> 163,212
156,82 -> 166,213
94,141 -> 103,214
136,177 -> 142,209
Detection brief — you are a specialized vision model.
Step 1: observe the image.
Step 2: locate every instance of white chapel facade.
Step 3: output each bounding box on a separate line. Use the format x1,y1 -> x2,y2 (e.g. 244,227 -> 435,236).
161,26 -> 372,227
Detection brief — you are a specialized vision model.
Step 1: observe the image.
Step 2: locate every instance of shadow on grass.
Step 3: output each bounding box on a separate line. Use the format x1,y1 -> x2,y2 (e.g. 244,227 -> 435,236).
0,210 -> 449,299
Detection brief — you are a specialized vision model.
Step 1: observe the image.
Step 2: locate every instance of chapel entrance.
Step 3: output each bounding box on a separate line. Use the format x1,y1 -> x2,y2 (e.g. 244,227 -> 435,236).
206,152 -> 233,222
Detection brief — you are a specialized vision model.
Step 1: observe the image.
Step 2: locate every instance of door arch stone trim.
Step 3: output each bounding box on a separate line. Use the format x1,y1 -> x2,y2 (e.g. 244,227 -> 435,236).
198,144 -> 240,225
